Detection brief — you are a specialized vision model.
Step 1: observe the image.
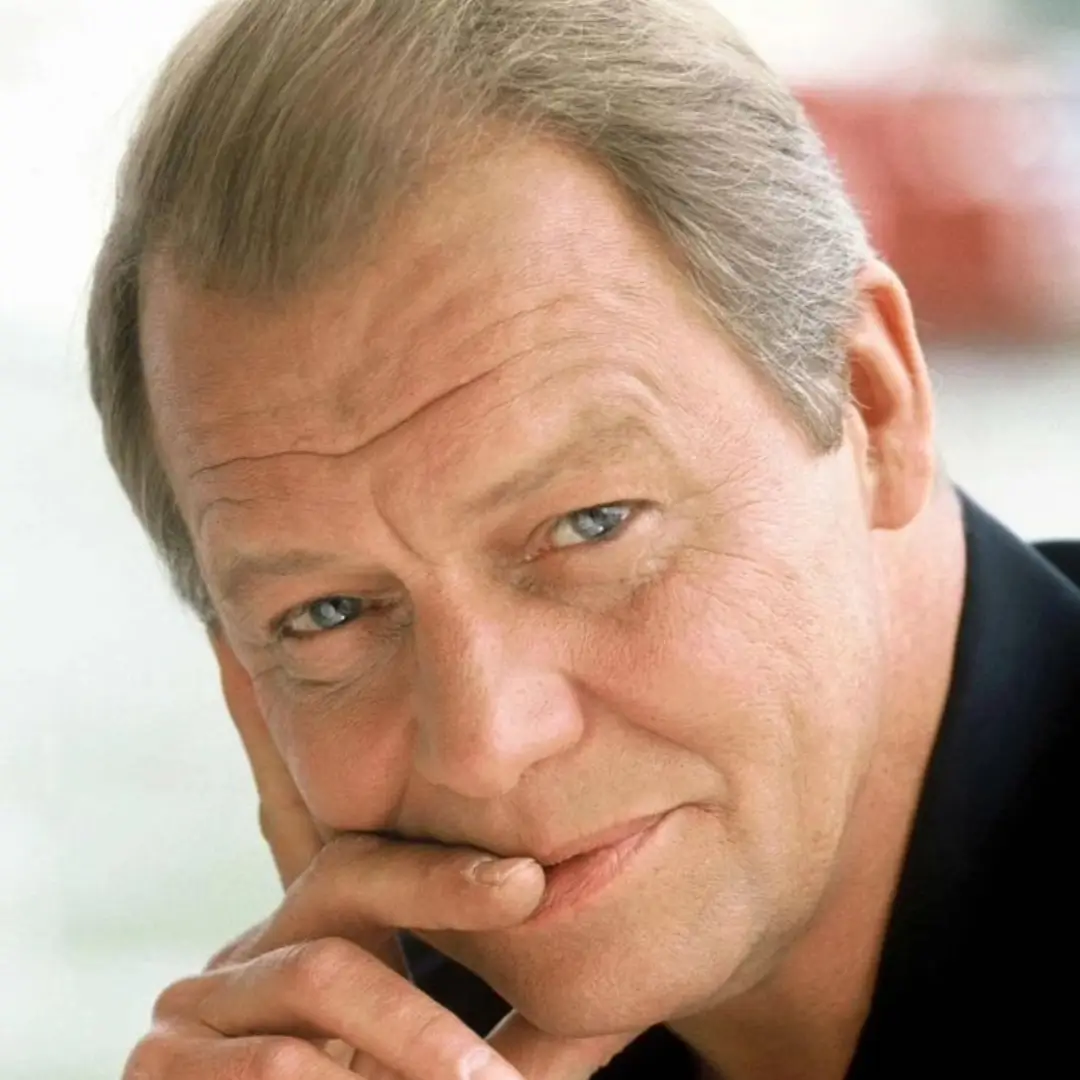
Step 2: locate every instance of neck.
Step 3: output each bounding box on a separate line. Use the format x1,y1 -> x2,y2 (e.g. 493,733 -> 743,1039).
671,486 -> 968,1080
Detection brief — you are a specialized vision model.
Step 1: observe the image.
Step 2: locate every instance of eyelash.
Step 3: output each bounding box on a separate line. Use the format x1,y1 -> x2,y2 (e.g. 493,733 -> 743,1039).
273,501 -> 644,641
273,597 -> 395,642
530,501 -> 640,558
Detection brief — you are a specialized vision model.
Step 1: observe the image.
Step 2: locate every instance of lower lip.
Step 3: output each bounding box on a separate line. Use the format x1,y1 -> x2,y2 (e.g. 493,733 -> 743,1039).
528,815 -> 668,925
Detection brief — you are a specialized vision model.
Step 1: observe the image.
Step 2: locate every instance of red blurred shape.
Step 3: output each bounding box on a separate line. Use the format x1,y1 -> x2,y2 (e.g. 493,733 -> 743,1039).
800,67 -> 1080,343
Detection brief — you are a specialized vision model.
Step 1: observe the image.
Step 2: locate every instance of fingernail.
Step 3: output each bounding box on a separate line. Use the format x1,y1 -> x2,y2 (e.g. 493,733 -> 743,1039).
461,1046 -> 524,1079
467,856 -> 538,886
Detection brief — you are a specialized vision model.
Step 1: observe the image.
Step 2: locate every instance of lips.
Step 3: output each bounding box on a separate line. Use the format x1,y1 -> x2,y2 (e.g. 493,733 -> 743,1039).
532,814 -> 668,868
527,813 -> 669,923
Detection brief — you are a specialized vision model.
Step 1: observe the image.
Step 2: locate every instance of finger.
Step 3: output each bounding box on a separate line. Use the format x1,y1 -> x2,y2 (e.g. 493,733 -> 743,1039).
211,628 -> 323,888
229,835 -> 544,964
197,939 -> 525,1080
150,977 -> 364,1071
124,1030 -> 351,1079
348,1049 -> 409,1079
322,1038 -> 359,1070
487,1012 -> 638,1080
258,798 -> 325,891
206,919 -> 272,972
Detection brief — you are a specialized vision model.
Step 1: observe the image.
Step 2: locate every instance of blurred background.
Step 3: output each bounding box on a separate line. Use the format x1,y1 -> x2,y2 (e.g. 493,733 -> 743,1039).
1,1 -> 1078,1077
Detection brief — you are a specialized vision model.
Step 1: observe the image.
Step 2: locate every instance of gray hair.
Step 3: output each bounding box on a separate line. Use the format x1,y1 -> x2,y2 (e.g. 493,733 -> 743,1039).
87,0 -> 871,623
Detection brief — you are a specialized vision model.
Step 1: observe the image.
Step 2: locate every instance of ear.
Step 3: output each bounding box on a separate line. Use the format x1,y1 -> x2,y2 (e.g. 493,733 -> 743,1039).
209,626 -> 324,888
844,259 -> 937,531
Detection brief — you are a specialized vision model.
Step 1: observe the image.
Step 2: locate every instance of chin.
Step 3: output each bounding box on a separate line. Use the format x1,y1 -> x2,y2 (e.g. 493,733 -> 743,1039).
431,905 -> 756,1038
504,976 -> 701,1038
427,807 -> 791,1035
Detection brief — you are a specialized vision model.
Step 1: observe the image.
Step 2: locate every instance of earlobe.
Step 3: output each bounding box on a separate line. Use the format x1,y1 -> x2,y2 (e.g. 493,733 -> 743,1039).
846,260 -> 937,532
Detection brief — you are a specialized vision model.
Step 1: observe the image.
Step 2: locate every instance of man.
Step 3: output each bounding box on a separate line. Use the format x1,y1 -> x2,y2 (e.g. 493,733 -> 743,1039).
88,1 -> 1078,1078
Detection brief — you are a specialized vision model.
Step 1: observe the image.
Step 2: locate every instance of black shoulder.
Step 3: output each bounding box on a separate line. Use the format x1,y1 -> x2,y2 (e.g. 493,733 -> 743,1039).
1036,539 -> 1080,589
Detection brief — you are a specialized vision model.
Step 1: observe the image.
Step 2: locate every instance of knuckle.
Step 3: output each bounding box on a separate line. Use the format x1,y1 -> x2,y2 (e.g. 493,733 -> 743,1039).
351,1054 -> 411,1080
151,976 -> 206,1022
123,1033 -> 176,1079
284,835 -> 394,936
301,833 -> 375,888
246,1036 -> 322,1078
286,842 -> 354,913
408,1010 -> 479,1067
300,835 -> 349,879
281,936 -> 358,999
206,921 -> 268,970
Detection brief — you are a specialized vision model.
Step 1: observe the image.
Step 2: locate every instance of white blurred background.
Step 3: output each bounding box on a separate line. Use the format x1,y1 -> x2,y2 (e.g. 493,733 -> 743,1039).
1,2 -> 1078,1078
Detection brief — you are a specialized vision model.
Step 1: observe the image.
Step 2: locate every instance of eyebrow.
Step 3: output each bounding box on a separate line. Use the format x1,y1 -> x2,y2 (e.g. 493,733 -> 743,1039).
214,408 -> 670,609
461,410 -> 668,516
216,549 -> 344,610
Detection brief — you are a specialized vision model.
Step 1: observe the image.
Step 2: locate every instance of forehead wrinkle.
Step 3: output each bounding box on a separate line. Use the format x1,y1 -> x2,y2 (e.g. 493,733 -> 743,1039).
185,322 -> 620,490
194,494 -> 260,541
181,288 -> 608,481
341,290 -> 619,436
183,346 -> 508,485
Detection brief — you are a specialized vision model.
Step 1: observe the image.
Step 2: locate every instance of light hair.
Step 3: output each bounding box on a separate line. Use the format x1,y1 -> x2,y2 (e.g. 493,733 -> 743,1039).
88,0 -> 872,623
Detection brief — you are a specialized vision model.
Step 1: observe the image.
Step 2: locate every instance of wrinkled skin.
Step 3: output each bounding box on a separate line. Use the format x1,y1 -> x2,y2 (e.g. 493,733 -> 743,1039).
139,139 -> 952,1077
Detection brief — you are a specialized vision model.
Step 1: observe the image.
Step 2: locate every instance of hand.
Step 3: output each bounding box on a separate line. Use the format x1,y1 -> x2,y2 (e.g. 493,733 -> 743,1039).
120,635 -> 637,1079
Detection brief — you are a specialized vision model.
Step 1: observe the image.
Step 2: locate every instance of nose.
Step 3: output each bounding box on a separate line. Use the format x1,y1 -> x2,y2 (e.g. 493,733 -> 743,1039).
408,593 -> 585,798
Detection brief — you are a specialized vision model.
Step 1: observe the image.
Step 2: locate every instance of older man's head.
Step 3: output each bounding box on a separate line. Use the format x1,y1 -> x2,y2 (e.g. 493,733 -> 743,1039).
88,0 -> 941,1038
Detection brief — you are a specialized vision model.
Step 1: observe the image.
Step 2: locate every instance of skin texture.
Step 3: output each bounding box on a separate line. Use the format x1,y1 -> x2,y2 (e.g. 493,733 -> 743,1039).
139,139 -> 964,1079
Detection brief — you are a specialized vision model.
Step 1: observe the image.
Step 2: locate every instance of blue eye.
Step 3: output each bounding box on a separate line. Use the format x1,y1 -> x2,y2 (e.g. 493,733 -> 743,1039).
281,596 -> 365,637
550,504 -> 635,549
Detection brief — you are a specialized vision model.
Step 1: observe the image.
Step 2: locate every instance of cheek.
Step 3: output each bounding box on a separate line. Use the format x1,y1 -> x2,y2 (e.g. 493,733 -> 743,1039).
579,557 -> 821,760
255,678 -> 415,831
577,542 -> 882,856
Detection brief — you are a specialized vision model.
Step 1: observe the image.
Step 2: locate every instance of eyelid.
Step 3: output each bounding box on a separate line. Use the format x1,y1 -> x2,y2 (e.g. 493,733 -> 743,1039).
530,500 -> 643,558
272,594 -> 374,640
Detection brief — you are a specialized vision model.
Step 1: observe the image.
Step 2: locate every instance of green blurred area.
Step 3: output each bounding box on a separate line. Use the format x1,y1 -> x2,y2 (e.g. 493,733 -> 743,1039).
1018,0 -> 1080,30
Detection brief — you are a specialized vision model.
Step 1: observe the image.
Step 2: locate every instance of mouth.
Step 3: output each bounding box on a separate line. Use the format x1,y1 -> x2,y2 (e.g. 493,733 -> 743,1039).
526,813 -> 669,925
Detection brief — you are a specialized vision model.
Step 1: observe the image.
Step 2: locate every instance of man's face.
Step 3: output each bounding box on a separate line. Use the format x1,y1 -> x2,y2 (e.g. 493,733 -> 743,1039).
142,141 -> 888,1035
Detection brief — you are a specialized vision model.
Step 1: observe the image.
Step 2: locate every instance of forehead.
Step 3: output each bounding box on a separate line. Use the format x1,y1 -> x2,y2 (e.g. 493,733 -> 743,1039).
139,140 -> 751,526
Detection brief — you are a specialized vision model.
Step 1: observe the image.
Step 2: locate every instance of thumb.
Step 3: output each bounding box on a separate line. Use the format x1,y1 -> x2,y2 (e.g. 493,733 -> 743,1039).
487,1011 -> 639,1080
209,627 -> 323,888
